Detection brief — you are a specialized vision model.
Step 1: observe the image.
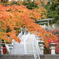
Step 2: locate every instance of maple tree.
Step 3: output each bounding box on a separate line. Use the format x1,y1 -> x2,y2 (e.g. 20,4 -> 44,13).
8,1 -> 47,19
0,1 -> 47,20
0,4 -> 58,47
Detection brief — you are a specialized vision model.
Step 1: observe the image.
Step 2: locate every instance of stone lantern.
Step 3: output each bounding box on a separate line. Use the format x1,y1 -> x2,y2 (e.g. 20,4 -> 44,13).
0,43 -> 4,55
50,41 -> 57,55
8,44 -> 13,54
38,41 -> 44,55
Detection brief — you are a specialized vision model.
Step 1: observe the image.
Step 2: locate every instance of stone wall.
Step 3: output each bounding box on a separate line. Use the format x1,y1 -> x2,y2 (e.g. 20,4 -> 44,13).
0,54 -> 59,59
40,54 -> 59,59
0,54 -> 34,59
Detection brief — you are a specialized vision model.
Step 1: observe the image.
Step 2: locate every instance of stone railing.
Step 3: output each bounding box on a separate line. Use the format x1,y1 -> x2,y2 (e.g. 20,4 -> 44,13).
39,41 -> 57,55
0,54 -> 59,59
0,41 -> 57,55
0,41 -> 58,59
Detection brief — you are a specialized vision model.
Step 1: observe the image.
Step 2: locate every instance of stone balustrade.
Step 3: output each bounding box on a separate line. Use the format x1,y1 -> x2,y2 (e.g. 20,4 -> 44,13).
0,41 -> 58,59
38,41 -> 57,55
0,41 -> 57,55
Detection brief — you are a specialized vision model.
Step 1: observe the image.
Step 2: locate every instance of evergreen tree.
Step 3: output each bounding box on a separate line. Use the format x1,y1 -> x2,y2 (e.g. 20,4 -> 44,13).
45,0 -> 59,24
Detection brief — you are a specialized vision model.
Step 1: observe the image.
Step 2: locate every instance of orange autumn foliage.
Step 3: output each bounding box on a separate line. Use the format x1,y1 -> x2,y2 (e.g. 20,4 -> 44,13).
33,6 -> 47,19
0,4 -> 58,47
34,1 -> 41,5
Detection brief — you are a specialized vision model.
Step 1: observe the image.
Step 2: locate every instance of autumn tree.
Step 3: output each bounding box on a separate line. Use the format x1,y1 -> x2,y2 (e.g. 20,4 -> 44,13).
0,4 -> 58,47
7,1 -> 47,19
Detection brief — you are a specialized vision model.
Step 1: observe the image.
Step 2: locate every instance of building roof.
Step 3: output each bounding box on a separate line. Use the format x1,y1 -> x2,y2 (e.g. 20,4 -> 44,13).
35,18 -> 54,23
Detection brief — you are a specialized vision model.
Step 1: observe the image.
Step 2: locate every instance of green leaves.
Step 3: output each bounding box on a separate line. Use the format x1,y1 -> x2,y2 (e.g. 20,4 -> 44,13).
23,2 -> 38,9
45,0 -> 59,24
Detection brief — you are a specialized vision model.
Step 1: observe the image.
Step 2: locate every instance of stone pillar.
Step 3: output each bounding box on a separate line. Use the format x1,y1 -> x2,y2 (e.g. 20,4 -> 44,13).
0,42 -> 1,56
50,42 -> 57,55
0,43 -> 6,55
8,44 -> 13,54
20,27 -> 24,34
38,41 -> 44,55
1,46 -> 3,55
0,42 -> 3,55
24,28 -> 28,35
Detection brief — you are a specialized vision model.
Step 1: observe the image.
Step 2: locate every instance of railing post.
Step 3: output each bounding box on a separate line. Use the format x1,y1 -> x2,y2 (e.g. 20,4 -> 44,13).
0,42 -> 3,55
0,42 -> 1,56
38,41 -> 44,55
1,45 -> 3,55
50,41 -> 57,55
8,44 -> 13,54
